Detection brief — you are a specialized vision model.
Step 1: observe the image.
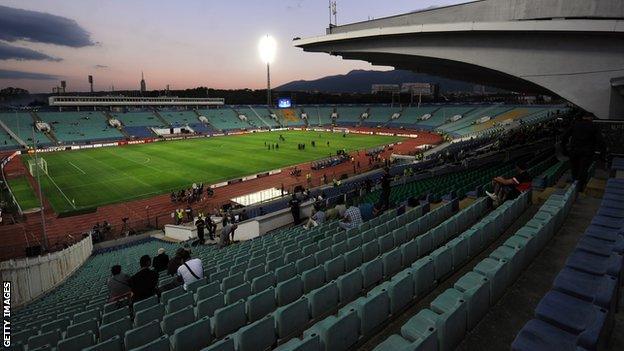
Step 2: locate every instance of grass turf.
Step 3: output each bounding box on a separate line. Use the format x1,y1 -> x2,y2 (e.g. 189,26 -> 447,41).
22,130 -> 402,214
8,176 -> 40,210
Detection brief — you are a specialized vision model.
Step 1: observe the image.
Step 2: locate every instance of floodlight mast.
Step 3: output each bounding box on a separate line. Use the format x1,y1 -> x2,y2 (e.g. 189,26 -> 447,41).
259,35 -> 276,107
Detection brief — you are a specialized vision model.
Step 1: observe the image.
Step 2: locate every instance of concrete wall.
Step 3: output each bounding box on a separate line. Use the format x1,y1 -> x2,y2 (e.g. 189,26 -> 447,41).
332,0 -> 624,33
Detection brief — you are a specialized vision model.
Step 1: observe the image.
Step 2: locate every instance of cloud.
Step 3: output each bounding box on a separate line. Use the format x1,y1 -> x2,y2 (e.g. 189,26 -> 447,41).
0,5 -> 94,47
94,64 -> 109,69
0,42 -> 62,61
286,0 -> 304,11
0,69 -> 59,80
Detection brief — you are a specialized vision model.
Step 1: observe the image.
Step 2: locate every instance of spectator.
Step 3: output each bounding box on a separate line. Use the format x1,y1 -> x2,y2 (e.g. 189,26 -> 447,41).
339,202 -> 363,230
289,194 -> 301,225
304,205 -> 326,229
176,249 -> 204,290
334,198 -> 347,218
195,216 -> 205,244
220,222 -> 238,248
561,115 -> 605,192
167,247 -> 186,276
486,162 -> 532,206
107,265 -> 131,302
152,248 -> 169,272
129,255 -> 159,302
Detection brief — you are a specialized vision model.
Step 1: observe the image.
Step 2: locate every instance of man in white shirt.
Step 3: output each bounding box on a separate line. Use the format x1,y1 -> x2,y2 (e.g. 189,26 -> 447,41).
176,249 -> 203,290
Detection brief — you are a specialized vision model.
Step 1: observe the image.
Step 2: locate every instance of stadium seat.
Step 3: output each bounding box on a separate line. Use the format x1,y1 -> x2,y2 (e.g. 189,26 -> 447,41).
276,275 -> 304,306
304,308 -> 360,351
246,287 -> 276,322
124,320 -> 162,351
350,288 -> 390,337
57,331 -> 96,351
212,300 -> 247,338
273,333 -> 321,351
102,305 -> 129,324
196,292 -> 225,319
296,256 -> 316,274
251,272 -> 276,294
161,305 -> 195,335
127,335 -> 169,351
512,319 -> 581,351
167,292 -> 194,312
66,318 -> 98,338
362,257 -> 383,288
134,304 -> 165,327
83,335 -> 123,351
28,329 -> 61,350
453,271 -> 490,330
196,281 -> 222,302
202,336 -> 235,351
386,271 -> 414,315
473,257 -> 508,305
100,315 -> 132,342
233,315 -> 276,351
308,281 -> 340,319
274,297 -> 310,339
552,267 -> 618,311
225,282 -> 251,304
171,316 -> 212,351
302,266 -> 326,293
411,257 -> 435,297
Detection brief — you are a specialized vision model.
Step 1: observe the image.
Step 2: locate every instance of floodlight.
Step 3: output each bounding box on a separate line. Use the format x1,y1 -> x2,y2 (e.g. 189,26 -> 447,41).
259,35 -> 277,64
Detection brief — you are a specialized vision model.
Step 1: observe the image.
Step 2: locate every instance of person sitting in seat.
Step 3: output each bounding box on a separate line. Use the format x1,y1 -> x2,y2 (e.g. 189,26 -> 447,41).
152,248 -> 169,272
176,249 -> 204,290
304,205 -> 326,230
129,255 -> 159,302
107,265 -> 131,302
339,202 -> 363,230
486,162 -> 532,206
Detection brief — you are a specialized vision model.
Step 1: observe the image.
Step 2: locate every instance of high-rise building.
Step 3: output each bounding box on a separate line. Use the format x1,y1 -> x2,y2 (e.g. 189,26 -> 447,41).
140,71 -> 146,94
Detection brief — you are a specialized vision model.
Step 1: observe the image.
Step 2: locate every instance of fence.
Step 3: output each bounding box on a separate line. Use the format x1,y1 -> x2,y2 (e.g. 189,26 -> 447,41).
0,233 -> 93,307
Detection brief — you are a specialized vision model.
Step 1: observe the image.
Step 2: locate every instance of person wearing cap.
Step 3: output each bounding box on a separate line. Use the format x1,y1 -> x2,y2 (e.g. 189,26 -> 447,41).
152,248 -> 169,272
486,162 -> 532,206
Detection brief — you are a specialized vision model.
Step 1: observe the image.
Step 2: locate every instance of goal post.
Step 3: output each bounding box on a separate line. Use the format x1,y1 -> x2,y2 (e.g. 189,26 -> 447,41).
28,157 -> 48,176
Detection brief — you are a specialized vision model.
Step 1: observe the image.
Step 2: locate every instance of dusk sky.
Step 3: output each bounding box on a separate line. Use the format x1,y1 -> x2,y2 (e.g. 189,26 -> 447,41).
0,0 -> 466,93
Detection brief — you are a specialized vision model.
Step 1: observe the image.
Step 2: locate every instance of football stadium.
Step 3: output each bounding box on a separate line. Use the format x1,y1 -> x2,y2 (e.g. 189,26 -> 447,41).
0,1 -> 623,351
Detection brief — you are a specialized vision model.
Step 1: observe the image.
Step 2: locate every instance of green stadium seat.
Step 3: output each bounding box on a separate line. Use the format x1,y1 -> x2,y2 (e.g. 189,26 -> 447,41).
83,335 -> 123,351
273,333 -> 320,351
161,305 -> 195,336
221,272 -> 244,291
362,241 -> 379,262
251,272 -> 275,294
400,309 -> 438,348
134,295 -> 158,312
274,297 -> 310,339
40,317 -> 70,333
102,305 -> 129,324
161,286 -> 185,305
446,234 -> 469,269
195,292 -> 225,319
233,315 -> 276,351
381,247 -> 402,277
304,307 -> 360,351
296,256 -> 316,274
350,288 -> 390,337
429,288 -> 467,351
57,331 -> 95,351
128,335 -> 169,351
125,319 -> 162,350
308,282 -> 339,319
134,304 -> 165,327
431,245 -> 453,279
314,247 -> 332,265
73,308 -> 100,323
473,257 -> 508,305
187,277 -> 208,293
99,315 -> 132,341
411,257 -> 435,297
275,263 -> 297,283
324,256 -> 345,281
378,233 -> 394,253
344,248 -> 363,271
195,281 -> 221,302
200,336 -> 235,351
244,265 -> 265,282
362,257 -> 383,289
27,329 -> 61,350
226,282 -> 251,304
276,275 -> 304,306
211,300 -> 247,338
66,318 -> 98,338
347,236 -> 362,250
171,316 -> 212,351
453,271 -> 490,330
400,240 -> 419,267
373,334 -> 429,351
386,271 -> 414,315
246,287 -> 276,322
302,266 -> 326,293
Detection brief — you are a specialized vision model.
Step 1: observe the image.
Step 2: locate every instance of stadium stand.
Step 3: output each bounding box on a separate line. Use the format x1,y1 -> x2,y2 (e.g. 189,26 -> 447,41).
38,112 -> 124,144
334,106 -> 365,126
196,108 -> 248,131
158,110 -> 201,127
0,112 -> 48,146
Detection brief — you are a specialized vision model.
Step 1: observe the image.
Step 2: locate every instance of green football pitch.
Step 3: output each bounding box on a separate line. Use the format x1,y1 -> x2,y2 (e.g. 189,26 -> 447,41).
21,130 -> 402,214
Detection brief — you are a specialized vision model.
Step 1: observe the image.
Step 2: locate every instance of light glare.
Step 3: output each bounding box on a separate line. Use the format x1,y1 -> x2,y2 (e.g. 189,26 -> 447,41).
259,35 -> 277,64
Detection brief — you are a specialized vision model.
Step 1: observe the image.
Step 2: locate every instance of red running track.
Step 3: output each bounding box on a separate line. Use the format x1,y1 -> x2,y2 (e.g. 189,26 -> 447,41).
0,128 -> 442,260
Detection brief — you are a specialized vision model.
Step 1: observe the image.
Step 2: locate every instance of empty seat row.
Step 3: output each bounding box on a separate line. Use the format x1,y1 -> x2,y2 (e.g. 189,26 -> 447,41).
513,180 -> 623,351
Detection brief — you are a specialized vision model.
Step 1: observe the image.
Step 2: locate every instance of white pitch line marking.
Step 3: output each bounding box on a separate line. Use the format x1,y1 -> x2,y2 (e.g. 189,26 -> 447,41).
68,161 -> 86,175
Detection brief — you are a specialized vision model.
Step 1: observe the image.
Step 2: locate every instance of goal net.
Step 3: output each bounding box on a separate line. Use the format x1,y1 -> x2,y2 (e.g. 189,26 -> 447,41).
28,158 -> 48,176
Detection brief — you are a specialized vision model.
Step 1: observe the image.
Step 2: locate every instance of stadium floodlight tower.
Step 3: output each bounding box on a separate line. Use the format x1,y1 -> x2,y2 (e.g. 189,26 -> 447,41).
259,34 -> 277,107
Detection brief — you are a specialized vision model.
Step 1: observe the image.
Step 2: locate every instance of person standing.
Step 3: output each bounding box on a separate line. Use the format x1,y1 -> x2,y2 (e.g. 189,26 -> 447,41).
129,255 -> 159,302
562,115 -> 605,192
195,216 -> 206,244
380,167 -> 392,210
289,194 -> 301,225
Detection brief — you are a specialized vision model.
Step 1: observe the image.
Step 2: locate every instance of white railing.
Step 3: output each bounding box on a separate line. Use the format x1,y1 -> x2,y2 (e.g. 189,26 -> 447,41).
0,234 -> 93,307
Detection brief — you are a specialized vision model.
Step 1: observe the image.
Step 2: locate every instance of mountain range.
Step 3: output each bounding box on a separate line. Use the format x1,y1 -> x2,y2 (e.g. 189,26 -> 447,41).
275,69 -> 485,94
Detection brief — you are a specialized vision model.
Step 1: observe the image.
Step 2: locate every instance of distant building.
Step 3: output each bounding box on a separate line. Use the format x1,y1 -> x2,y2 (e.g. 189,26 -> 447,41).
140,71 -> 146,94
371,84 -> 400,94
401,82 -> 438,96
